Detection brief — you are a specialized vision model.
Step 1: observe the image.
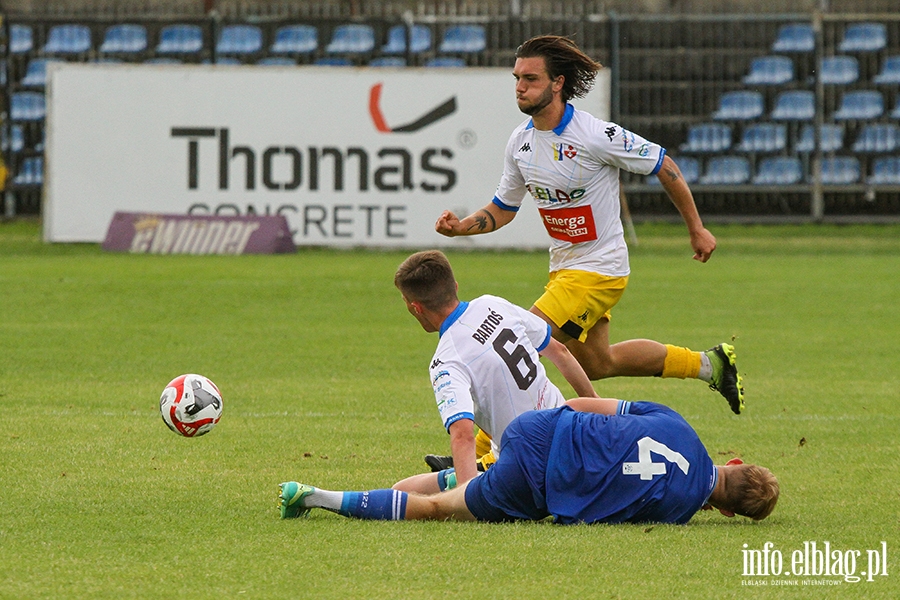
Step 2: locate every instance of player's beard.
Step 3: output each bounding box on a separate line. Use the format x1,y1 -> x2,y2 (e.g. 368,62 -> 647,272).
517,84 -> 554,116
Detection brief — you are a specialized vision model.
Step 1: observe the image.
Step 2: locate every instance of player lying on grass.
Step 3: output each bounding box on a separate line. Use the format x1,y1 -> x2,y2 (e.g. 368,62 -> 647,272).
279,398 -> 778,525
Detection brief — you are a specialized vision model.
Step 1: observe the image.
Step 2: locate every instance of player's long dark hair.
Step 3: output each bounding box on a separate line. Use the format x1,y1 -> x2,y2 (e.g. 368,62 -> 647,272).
515,35 -> 603,102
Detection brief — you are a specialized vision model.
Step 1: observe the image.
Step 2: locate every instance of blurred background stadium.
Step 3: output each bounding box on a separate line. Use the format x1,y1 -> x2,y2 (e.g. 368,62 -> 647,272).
3,0 -> 899,223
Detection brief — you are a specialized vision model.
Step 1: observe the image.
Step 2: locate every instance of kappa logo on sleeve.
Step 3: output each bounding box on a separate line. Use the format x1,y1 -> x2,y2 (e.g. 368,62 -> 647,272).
369,83 -> 457,133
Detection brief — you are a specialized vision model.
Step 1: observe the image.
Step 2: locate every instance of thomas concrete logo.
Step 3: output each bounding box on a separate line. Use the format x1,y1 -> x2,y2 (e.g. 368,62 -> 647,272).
369,83 -> 457,133
741,541 -> 889,586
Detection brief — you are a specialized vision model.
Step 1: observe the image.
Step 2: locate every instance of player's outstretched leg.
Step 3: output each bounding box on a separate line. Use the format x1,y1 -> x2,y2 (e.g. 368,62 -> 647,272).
705,343 -> 745,414
279,482 -> 409,521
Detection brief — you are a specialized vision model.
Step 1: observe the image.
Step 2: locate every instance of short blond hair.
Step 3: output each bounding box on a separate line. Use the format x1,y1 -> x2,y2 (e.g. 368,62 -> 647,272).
723,464 -> 780,521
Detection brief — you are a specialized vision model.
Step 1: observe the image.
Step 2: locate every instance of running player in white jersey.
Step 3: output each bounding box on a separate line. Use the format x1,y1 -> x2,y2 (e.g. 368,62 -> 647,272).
436,35 -> 745,415
392,250 -> 597,493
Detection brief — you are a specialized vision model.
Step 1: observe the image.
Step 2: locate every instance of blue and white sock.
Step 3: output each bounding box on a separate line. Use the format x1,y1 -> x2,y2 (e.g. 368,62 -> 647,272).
338,489 -> 408,520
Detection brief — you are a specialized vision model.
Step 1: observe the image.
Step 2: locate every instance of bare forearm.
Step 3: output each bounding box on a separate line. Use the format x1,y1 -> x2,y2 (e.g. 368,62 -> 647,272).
435,202 -> 516,237
542,338 -> 597,398
449,420 -> 479,483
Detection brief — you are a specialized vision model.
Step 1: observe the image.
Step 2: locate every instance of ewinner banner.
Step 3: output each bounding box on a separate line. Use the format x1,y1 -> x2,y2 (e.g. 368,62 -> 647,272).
43,62 -> 609,248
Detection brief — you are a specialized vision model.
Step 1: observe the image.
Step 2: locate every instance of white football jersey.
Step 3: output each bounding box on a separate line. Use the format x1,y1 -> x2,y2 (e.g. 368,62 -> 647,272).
493,104 -> 666,276
428,295 -> 566,458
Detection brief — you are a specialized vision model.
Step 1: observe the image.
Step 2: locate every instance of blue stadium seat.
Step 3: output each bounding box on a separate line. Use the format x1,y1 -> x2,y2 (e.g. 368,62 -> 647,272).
699,156 -> 751,185
874,55 -> 900,85
439,25 -> 486,53
796,124 -> 844,153
771,90 -> 815,121
325,24 -> 375,54
369,57 -> 407,67
753,157 -> 804,185
819,56 -> 859,85
213,57 -> 241,65
20,58 -> 62,87
771,23 -> 814,53
10,92 -> 46,121
839,22 -> 887,53
216,24 -> 263,55
314,57 -> 353,66
679,123 -> 732,153
737,123 -> 787,153
10,24 -> 33,54
43,24 -> 92,54
269,25 -> 317,54
868,156 -> 900,185
156,24 -> 204,54
820,156 -> 860,184
892,99 -> 900,119
144,57 -> 182,64
382,24 -> 431,54
256,57 -> 296,66
425,56 -> 467,67
100,24 -> 148,54
13,157 -> 43,186
713,91 -> 765,120
1,124 -> 25,152
851,124 -> 900,153
832,90 -> 884,120
742,56 -> 794,85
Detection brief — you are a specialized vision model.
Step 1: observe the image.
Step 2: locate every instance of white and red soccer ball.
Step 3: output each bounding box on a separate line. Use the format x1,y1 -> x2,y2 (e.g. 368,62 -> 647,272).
159,374 -> 223,437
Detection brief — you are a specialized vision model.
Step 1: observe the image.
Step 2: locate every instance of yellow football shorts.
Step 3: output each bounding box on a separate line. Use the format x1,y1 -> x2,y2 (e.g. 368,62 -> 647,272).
533,269 -> 628,343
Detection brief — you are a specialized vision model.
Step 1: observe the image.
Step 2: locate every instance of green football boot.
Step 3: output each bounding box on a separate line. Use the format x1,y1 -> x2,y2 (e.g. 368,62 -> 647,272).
706,343 -> 745,414
279,481 -> 315,519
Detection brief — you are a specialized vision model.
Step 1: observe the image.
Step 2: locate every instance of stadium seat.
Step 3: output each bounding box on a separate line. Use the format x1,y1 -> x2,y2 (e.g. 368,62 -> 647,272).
1,124 -> 25,152
771,23 -> 814,53
99,24 -> 148,54
712,91 -> 765,120
369,57 -> 407,67
868,156 -> 900,184
699,156 -> 751,184
256,57 -> 296,66
425,57 -> 467,67
269,25 -> 318,54
832,90 -> 884,120
770,90 -> 815,121
314,57 -> 353,66
20,58 -> 62,87
874,55 -> 900,85
839,22 -> 887,53
851,124 -> 900,153
9,24 -> 33,54
144,57 -> 182,64
679,123 -> 732,153
212,57 -> 241,65
753,156 -> 804,185
382,24 -> 431,54
892,99 -> 900,119
325,24 -> 375,54
439,25 -> 486,53
736,123 -> 787,153
819,56 -> 859,85
10,92 -> 46,121
43,24 -> 92,54
796,124 -> 844,153
216,24 -> 263,56
13,157 -> 43,186
742,56 -> 794,85
156,24 -> 204,54
819,156 -> 861,184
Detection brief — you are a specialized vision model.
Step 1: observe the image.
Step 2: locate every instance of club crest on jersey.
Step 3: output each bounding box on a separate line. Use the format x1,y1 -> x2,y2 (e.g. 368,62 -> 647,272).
553,143 -> 578,161
620,129 -> 637,153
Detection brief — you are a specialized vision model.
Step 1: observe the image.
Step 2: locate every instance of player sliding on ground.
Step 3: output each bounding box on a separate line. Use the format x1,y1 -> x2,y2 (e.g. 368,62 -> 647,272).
434,35 -> 745,415
278,398 -> 778,525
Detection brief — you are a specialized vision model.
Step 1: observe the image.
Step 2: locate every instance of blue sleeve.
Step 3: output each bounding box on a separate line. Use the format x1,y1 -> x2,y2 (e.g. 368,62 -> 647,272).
492,196 -> 520,212
535,323 -> 552,353
650,147 -> 667,175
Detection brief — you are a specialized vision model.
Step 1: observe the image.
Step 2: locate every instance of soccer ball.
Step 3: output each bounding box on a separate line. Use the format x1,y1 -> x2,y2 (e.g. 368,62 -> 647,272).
159,374 -> 223,437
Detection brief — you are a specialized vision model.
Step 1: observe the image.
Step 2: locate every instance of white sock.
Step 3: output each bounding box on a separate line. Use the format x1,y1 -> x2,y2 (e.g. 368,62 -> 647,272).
698,352 -> 713,382
307,488 -> 344,511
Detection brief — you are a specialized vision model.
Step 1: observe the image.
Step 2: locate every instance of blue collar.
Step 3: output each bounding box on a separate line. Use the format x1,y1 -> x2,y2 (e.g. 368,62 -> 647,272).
439,301 -> 469,337
525,103 -> 575,135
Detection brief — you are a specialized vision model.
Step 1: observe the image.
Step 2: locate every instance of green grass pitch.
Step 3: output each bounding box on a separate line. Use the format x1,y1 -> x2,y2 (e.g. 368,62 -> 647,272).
0,220 -> 898,598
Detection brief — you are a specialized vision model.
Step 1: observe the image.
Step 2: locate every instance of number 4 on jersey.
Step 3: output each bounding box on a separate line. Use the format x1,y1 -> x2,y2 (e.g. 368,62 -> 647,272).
622,436 -> 690,480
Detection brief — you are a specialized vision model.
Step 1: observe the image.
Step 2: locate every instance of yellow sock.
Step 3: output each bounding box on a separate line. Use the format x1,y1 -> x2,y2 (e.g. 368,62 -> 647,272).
474,428 -> 493,458
662,344 -> 702,379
